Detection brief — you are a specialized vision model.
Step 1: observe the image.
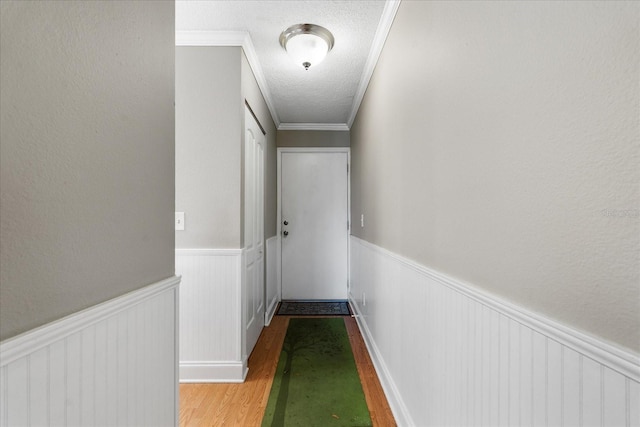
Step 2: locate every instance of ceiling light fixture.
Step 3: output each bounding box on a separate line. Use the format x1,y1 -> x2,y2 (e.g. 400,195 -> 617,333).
279,23 -> 334,71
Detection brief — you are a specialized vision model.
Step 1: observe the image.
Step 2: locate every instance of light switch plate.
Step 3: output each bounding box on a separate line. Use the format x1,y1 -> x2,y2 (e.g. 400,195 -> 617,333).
175,212 -> 185,231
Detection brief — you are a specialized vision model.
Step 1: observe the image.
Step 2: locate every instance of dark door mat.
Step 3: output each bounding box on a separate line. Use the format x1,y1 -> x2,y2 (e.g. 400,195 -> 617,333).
277,300 -> 351,316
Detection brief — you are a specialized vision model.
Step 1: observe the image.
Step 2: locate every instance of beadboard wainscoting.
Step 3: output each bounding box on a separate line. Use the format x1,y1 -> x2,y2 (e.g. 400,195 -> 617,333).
349,236 -> 640,427
265,236 -> 280,326
176,249 -> 245,382
0,276 -> 180,427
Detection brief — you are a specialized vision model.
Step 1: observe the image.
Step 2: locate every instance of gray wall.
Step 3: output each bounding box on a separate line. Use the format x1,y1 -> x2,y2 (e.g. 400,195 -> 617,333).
0,1 -> 175,341
351,1 -> 639,352
277,130 -> 350,147
175,47 -> 242,249
175,47 -> 277,249
242,53 -> 277,240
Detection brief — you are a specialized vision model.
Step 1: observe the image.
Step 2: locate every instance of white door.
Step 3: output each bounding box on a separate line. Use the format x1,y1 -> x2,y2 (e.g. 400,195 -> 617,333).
244,105 -> 265,357
280,149 -> 349,300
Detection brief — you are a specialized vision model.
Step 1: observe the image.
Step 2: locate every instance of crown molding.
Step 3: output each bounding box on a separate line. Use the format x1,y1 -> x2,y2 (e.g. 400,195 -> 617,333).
239,33 -> 281,126
175,30 -> 281,127
176,0 -> 402,132
278,123 -> 350,132
347,0 -> 402,128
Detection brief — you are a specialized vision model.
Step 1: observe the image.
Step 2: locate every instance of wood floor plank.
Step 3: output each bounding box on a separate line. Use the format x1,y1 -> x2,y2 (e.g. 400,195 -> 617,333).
344,316 -> 397,427
179,315 -> 395,426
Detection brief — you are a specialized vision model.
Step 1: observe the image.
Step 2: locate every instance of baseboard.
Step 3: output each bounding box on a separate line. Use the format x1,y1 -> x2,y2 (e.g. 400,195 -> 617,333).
265,296 -> 279,327
350,236 -> 639,426
179,361 -> 248,383
349,294 -> 415,427
0,276 -> 180,427
264,236 -> 280,326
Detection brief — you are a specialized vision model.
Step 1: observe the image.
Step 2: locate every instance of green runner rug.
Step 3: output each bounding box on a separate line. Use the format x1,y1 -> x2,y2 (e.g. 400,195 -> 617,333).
261,318 -> 372,427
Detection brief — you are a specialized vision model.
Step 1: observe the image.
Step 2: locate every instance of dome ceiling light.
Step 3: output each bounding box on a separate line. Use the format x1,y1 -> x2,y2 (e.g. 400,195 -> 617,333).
279,23 -> 335,70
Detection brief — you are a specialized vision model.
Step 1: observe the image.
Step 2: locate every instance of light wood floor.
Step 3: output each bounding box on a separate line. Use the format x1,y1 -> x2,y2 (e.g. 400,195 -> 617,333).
179,315 -> 396,426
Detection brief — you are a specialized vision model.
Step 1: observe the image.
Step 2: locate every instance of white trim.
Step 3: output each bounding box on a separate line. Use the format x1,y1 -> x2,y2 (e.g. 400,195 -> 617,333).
265,298 -> 278,326
276,149 -> 283,303
349,294 -> 414,427
240,248 -> 248,366
176,250 -> 246,383
353,236 -> 640,383
277,122 -> 350,131
175,30 -> 281,128
240,34 -> 281,128
264,236 -> 280,326
0,276 -> 181,366
350,237 -> 640,425
179,361 -> 248,383
0,277 -> 179,425
176,1 -> 402,132
175,248 -> 242,256
174,275 -> 180,427
347,0 -> 402,128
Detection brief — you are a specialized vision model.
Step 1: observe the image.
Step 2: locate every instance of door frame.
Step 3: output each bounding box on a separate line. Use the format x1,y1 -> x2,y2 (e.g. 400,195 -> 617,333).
276,147 -> 351,301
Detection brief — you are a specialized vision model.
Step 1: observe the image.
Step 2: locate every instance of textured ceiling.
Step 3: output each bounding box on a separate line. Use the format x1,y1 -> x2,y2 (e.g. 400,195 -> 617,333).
176,0 -> 394,129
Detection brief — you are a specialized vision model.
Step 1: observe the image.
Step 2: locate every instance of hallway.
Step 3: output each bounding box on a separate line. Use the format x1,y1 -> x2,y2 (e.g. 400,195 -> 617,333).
2,1 -> 638,425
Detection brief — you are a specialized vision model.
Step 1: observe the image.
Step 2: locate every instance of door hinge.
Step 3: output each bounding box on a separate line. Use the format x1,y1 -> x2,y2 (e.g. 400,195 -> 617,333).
347,163 -> 349,173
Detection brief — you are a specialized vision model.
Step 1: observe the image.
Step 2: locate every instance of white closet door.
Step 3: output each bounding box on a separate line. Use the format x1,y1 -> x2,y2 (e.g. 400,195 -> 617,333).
244,105 -> 264,357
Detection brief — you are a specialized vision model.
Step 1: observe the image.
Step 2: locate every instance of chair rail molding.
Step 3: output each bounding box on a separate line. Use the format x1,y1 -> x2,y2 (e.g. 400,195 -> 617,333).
349,236 -> 639,427
0,276 -> 180,427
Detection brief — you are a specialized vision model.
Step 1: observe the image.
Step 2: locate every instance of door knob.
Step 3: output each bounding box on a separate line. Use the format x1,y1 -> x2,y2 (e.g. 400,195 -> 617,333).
283,220 -> 289,226
283,230 -> 289,236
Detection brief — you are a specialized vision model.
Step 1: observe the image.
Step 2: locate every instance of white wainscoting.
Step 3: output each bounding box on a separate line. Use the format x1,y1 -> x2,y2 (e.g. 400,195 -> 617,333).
349,236 -> 640,427
0,276 -> 180,427
265,236 -> 280,326
176,249 -> 246,382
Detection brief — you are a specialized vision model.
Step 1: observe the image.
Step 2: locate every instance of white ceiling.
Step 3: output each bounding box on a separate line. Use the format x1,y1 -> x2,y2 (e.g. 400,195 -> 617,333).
176,0 -> 399,130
